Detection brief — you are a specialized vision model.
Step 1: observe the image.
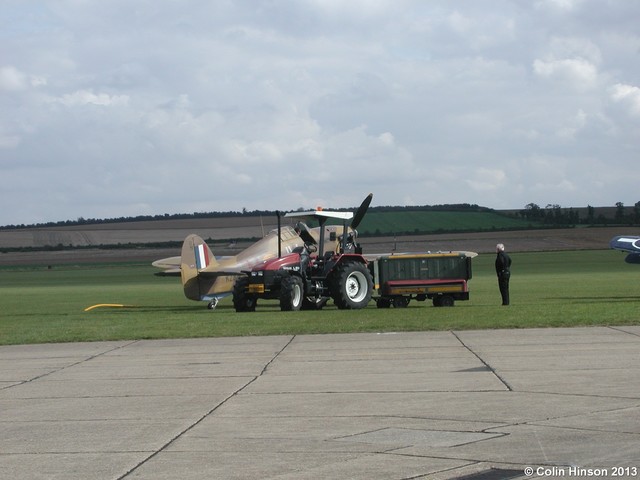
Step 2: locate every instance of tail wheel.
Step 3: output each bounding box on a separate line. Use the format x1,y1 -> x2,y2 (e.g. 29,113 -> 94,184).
331,262 -> 373,309
280,275 -> 303,311
233,276 -> 257,312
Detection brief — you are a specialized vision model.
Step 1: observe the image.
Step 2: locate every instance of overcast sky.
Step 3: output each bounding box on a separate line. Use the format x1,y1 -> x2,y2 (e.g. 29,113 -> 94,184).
1,0 -> 639,226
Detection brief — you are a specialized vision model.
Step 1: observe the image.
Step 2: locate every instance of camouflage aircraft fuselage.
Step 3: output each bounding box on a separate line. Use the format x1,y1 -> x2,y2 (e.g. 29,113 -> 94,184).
178,224 -> 353,302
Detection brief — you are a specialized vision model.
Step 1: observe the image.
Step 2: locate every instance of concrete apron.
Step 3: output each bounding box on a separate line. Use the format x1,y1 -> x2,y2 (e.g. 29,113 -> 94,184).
1,326 -> 639,479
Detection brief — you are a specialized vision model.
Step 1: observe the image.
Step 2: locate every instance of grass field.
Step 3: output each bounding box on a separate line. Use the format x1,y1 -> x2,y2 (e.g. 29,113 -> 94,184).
355,210 -> 535,235
1,249 -> 639,345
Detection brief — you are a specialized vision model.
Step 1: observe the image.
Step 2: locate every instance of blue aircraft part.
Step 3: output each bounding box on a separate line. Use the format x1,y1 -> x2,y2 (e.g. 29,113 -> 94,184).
625,253 -> 640,264
610,236 -> 640,252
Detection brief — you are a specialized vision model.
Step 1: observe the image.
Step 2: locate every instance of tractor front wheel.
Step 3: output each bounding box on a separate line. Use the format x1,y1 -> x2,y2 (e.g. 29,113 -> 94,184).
233,277 -> 257,312
280,275 -> 303,311
331,262 -> 373,309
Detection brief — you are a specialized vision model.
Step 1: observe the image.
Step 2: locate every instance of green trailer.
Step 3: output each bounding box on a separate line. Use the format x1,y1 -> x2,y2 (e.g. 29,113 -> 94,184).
369,252 -> 474,308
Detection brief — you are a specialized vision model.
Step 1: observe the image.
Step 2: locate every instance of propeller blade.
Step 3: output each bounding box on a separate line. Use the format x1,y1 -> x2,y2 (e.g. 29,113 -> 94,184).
351,193 -> 373,229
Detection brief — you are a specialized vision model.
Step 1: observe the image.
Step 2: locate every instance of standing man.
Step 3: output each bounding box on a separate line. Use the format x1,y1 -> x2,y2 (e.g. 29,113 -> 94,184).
495,243 -> 512,305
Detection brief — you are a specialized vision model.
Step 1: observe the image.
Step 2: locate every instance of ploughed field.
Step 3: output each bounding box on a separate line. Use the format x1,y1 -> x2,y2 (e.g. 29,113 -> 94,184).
1,215 -> 639,266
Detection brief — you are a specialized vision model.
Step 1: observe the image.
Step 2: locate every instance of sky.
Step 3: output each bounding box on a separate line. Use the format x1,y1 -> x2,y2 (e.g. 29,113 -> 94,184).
1,0 -> 639,226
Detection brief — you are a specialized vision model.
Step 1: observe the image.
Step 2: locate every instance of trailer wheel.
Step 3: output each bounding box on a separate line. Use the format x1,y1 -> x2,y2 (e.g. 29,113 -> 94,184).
233,277 -> 257,312
434,295 -> 454,307
376,298 -> 391,308
280,275 -> 303,311
392,296 -> 410,308
441,296 -> 454,307
331,262 -> 373,309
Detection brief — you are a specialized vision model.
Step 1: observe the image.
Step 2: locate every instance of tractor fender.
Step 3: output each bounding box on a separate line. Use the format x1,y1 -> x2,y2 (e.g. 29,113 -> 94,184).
325,253 -> 368,274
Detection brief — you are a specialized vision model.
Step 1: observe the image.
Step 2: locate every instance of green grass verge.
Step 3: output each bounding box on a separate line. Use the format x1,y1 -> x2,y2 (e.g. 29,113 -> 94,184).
1,250 -> 639,345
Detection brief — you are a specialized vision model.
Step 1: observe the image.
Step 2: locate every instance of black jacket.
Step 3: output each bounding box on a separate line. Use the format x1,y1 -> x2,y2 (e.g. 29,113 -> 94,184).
495,251 -> 512,276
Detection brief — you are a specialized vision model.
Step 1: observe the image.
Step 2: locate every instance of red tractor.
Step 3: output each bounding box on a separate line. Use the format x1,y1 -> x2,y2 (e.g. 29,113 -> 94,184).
233,195 -> 374,312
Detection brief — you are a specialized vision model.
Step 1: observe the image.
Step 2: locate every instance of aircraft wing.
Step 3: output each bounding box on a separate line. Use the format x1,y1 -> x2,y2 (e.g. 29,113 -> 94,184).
609,235 -> 640,264
198,269 -> 247,277
610,235 -> 640,252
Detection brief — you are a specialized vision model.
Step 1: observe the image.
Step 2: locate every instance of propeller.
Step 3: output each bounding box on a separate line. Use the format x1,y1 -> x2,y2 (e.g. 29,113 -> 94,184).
351,193 -> 373,230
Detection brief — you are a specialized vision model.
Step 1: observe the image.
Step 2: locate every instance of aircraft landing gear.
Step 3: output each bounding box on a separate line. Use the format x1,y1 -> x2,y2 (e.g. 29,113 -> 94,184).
207,298 -> 219,310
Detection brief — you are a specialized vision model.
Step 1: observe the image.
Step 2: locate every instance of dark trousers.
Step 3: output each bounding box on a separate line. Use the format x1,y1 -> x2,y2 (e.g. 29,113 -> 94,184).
498,272 -> 510,305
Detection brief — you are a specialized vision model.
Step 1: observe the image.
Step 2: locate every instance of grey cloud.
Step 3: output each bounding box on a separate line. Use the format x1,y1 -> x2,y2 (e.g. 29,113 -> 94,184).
0,0 -> 638,225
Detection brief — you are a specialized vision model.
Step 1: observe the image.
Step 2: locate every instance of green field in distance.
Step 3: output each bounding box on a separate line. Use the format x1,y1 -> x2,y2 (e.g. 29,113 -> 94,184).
356,210 -> 537,235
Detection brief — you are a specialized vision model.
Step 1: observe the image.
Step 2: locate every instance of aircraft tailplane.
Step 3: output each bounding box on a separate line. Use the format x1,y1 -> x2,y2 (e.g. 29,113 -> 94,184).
180,234 -> 219,301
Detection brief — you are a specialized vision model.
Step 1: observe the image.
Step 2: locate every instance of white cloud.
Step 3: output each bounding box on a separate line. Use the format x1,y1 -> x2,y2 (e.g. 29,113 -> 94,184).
0,66 -> 46,91
535,0 -> 585,12
55,90 -> 130,107
378,132 -> 395,146
533,57 -> 598,91
466,168 -> 507,192
532,36 -> 604,92
610,83 -> 640,116
557,109 -> 587,139
448,11 -> 472,35
548,36 -> 602,65
0,66 -> 27,91
0,0 -> 639,225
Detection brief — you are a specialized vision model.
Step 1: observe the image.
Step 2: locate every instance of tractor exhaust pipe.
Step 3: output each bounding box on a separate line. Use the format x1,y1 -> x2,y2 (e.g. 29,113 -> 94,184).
276,210 -> 282,258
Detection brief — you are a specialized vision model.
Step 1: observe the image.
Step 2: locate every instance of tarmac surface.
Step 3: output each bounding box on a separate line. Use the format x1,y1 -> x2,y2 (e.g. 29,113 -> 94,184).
1,326 -> 639,480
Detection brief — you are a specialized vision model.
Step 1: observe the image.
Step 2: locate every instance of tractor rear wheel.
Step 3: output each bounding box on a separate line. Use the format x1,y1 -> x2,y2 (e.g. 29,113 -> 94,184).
280,275 -> 303,311
331,262 -> 373,309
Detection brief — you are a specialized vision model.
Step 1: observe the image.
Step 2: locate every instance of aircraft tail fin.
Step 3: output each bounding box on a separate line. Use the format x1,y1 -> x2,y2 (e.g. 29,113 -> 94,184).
180,234 -> 219,301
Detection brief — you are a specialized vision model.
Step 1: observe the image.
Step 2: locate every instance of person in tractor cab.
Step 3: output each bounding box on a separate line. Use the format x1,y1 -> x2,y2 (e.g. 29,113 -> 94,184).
293,222 -> 317,276
337,230 -> 361,254
299,242 -> 316,274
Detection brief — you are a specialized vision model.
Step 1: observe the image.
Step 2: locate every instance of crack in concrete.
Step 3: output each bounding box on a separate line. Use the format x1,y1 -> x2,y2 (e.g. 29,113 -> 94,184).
0,341 -> 140,392
450,331 -> 512,392
117,335 -> 296,479
609,325 -> 640,338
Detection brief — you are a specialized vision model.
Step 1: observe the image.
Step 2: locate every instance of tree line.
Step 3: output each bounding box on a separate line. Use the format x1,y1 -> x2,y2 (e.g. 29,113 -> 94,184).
2,201 -> 639,230
0,203 -> 490,230
514,201 -> 640,226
